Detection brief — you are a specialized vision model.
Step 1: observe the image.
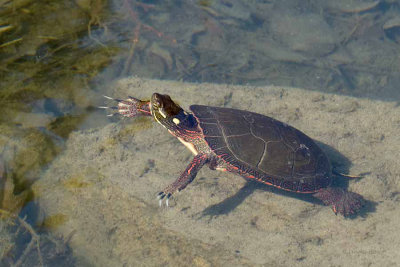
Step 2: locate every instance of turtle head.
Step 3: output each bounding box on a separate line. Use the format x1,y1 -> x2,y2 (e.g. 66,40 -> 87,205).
150,93 -> 198,134
150,93 -> 183,126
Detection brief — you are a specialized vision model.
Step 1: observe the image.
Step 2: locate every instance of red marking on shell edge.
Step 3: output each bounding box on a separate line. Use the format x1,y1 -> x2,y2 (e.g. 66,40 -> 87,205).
254,177 -> 315,193
218,156 -> 317,194
332,206 -> 337,214
188,165 -> 194,174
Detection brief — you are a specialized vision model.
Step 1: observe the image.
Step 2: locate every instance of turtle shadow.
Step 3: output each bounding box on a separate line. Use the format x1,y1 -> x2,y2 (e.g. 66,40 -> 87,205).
198,180 -> 319,220
199,141 -> 375,220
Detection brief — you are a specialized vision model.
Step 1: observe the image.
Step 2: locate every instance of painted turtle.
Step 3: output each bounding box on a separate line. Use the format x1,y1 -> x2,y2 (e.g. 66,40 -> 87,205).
102,93 -> 365,216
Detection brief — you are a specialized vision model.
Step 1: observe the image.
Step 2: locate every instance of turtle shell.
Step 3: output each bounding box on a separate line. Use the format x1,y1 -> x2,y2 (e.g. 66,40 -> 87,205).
190,105 -> 332,193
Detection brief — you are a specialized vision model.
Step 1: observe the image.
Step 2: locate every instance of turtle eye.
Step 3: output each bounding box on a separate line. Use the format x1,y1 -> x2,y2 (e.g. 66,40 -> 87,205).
155,96 -> 165,108
152,100 -> 162,110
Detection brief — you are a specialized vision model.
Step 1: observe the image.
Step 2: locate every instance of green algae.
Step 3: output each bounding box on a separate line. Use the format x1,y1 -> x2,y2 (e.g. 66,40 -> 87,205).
0,125 -> 60,201
0,0 -> 116,118
15,131 -> 59,189
0,160 -> 30,218
198,0 -> 212,7
118,117 -> 154,138
41,213 -> 68,230
101,117 -> 153,149
62,168 -> 105,192
0,0 -> 118,218
63,176 -> 92,190
48,114 -> 88,139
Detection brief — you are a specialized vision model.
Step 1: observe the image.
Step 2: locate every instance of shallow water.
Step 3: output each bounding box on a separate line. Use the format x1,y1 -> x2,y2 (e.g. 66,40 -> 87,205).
1,0 -> 400,266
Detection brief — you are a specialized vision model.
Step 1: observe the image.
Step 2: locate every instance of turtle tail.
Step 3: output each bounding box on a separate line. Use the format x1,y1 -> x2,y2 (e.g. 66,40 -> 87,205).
313,187 -> 365,216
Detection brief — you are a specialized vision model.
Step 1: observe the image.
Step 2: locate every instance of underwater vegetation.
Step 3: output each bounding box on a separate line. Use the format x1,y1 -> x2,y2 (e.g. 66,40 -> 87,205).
0,0 -> 117,265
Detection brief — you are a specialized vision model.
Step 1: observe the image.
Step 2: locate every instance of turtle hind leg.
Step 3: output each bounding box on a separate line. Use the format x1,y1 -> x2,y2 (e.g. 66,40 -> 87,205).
158,153 -> 209,206
313,187 -> 365,216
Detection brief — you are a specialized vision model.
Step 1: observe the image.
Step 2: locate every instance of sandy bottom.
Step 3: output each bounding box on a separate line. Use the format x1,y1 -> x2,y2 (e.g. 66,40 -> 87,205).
33,77 -> 400,266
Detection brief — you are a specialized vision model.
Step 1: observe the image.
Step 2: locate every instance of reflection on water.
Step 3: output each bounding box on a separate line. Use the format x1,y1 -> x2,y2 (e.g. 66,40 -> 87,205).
0,0 -> 400,265
102,0 -> 400,100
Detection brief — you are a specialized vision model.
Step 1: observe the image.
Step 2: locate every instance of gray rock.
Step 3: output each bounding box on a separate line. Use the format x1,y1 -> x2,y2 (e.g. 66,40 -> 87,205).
270,13 -> 337,56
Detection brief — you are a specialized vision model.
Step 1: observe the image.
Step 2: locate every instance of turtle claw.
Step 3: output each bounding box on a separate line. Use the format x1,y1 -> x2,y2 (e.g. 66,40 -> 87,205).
157,192 -> 172,207
103,95 -> 125,103
102,95 -> 115,101
98,106 -> 119,110
98,100 -> 121,116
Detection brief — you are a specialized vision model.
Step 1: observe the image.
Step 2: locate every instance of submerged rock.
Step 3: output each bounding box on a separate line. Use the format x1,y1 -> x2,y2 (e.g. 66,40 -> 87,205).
269,13 -> 337,57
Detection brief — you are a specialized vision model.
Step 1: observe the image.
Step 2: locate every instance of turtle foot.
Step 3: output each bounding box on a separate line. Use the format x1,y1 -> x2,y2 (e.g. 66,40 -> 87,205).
313,187 -> 365,216
100,96 -> 151,117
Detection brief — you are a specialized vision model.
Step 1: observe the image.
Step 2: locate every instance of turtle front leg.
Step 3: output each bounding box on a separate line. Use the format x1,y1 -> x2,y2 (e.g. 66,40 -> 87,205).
158,153 -> 209,207
100,96 -> 151,117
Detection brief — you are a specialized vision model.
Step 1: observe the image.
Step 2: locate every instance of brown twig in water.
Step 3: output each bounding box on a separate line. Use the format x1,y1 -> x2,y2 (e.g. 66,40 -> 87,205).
121,0 -> 176,76
0,210 -> 43,267
86,0 -> 109,47
0,38 -> 23,49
